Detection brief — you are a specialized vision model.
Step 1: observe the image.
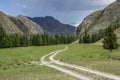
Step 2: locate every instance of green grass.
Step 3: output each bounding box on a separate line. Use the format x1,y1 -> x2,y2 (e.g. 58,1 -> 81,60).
1,44 -> 120,80
0,45 -> 78,80
55,44 -> 120,75
0,45 -> 64,68
52,63 -> 110,80
0,65 -> 78,80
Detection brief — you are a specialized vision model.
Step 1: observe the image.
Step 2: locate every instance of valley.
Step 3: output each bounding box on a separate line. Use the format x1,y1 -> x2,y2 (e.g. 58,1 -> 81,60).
0,0 -> 120,80
0,44 -> 120,80
0,45 -> 78,80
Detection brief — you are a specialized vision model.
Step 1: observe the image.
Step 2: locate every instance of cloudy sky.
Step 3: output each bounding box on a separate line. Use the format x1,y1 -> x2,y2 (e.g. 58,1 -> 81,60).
0,0 -> 115,26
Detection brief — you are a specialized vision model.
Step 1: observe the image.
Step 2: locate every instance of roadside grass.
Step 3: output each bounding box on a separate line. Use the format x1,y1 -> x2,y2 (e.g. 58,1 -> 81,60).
55,44 -> 120,75
0,45 -> 64,69
0,65 -> 78,80
0,45 -> 78,80
52,63 -> 110,80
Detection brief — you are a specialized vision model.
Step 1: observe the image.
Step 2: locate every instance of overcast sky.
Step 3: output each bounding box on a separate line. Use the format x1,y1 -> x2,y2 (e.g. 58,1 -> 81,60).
0,0 -> 116,26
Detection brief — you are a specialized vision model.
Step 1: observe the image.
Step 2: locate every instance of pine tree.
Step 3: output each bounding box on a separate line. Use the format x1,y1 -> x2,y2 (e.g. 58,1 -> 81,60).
0,25 -> 8,48
54,34 -> 60,44
59,34 -> 64,44
67,36 -> 71,44
42,33 -> 47,46
103,25 -> 119,52
0,25 -> 13,48
64,36 -> 68,44
20,35 -> 30,47
79,37 -> 83,43
35,34 -> 43,46
12,34 -> 20,47
82,29 -> 89,43
45,33 -> 50,45
31,35 -> 36,46
49,36 -> 54,45
3,35 -> 12,48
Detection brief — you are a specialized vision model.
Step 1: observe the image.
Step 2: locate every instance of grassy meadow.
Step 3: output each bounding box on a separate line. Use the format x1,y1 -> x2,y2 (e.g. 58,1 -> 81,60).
55,44 -> 120,75
0,45 -> 78,80
0,44 -> 120,80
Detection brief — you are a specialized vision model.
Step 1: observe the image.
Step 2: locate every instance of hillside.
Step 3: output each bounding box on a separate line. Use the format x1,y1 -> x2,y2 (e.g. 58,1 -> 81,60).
0,11 -> 43,34
0,11 -> 23,34
28,16 -> 75,36
15,16 -> 43,34
76,0 -> 120,37
0,11 -> 75,36
115,27 -> 120,38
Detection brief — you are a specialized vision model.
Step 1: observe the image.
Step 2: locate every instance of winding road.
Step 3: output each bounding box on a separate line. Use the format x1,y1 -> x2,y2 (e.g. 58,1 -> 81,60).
35,46 -> 120,80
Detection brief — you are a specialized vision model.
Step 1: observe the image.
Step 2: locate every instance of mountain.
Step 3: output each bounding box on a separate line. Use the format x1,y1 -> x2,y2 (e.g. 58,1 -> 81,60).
0,11 -> 23,34
28,16 -> 75,36
76,0 -> 120,37
0,11 -> 74,36
115,27 -> 120,38
0,11 -> 43,35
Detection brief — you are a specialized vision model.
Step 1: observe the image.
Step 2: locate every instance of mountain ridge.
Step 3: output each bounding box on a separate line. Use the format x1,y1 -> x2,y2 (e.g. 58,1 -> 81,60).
76,0 -> 120,37
28,16 -> 75,36
0,11 -> 44,35
0,11 -> 75,36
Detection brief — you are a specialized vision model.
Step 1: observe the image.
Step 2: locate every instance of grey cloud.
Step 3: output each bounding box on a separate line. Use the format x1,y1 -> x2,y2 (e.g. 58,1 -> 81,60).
16,0 -> 115,12
29,0 -> 115,11
13,0 -> 115,25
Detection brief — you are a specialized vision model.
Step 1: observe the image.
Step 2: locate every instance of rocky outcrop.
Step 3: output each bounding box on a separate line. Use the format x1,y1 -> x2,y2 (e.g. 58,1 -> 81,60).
0,11 -> 43,35
16,16 -> 43,34
28,16 -> 75,36
0,11 -> 74,36
76,0 -> 120,36
115,27 -> 120,38
0,11 -> 23,34
76,10 -> 102,36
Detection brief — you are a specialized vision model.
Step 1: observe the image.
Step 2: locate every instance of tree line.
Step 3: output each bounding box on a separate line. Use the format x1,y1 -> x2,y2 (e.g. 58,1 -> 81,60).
0,25 -> 76,48
103,24 -> 119,52
79,23 -> 119,52
79,29 -> 105,43
79,19 -> 120,44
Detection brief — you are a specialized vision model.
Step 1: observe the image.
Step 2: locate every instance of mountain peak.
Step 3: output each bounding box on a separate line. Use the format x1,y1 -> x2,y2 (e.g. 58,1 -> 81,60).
28,16 -> 75,36
0,11 -> 43,34
45,16 -> 54,19
76,0 -> 120,37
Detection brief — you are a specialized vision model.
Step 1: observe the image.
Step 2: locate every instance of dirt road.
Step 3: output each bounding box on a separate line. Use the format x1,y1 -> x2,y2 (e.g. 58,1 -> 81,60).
35,46 -> 120,80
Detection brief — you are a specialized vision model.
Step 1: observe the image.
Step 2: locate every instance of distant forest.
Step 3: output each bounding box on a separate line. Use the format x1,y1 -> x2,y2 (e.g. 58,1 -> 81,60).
0,25 -> 76,48
79,19 -> 120,43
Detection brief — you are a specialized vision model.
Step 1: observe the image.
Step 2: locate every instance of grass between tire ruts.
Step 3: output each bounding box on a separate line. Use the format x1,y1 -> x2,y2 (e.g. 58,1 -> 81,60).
0,45 -> 78,80
55,44 -> 120,76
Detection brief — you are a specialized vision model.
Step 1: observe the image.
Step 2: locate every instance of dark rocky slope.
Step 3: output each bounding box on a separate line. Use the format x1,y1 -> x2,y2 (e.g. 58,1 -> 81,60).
28,16 -> 75,36
0,11 -> 43,35
76,0 -> 120,37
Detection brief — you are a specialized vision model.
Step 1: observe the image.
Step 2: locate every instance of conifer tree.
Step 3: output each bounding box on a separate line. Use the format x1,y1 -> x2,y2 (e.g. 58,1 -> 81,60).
103,25 -> 119,52
20,35 -> 30,47
12,34 -> 20,47
3,35 -> 12,48
35,34 -> 43,46
42,33 -> 47,45
0,25 -> 8,48
54,34 -> 60,44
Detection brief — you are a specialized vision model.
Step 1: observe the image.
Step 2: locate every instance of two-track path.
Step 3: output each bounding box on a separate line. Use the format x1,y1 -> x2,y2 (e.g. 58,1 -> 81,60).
40,50 -> 91,80
35,46 -> 120,80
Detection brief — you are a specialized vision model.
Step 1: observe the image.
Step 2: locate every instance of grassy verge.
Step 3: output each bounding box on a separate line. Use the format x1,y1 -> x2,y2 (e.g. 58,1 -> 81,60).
55,44 -> 120,75
51,63 -> 110,80
0,65 -> 78,80
0,45 -> 78,80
